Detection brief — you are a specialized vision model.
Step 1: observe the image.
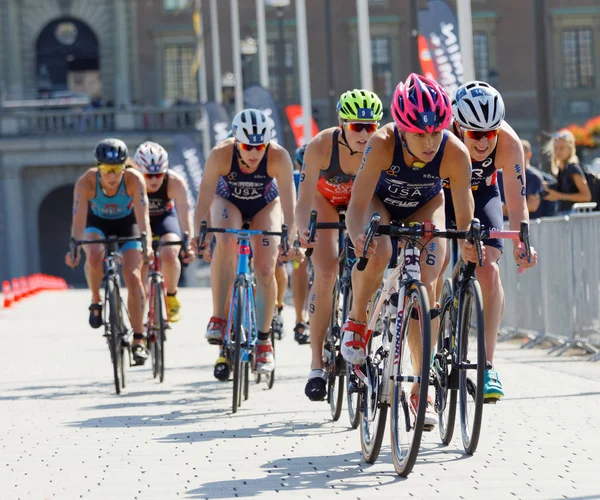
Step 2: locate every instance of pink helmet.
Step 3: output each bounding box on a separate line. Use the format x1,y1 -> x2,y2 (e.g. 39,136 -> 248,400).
391,73 -> 452,134
134,141 -> 168,174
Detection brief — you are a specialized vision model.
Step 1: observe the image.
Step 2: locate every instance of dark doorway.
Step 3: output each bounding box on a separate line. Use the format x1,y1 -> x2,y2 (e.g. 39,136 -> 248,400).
36,18 -> 100,97
39,185 -> 86,285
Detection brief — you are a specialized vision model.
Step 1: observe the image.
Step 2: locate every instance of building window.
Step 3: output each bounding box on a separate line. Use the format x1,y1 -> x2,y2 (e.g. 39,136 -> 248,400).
473,31 -> 489,81
163,0 -> 190,11
562,29 -> 594,89
163,45 -> 197,102
371,37 -> 393,99
268,41 -> 295,102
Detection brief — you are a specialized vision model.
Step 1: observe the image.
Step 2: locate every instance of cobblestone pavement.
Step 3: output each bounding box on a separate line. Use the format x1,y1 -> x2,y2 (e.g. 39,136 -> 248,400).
1,289 -> 599,500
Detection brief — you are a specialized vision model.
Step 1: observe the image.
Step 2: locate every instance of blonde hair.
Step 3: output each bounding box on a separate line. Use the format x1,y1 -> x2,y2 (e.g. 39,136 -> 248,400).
521,139 -> 531,155
543,129 -> 579,176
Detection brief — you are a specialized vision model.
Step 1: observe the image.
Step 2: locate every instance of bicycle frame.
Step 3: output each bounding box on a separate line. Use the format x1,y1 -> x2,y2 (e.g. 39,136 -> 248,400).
354,239 -> 423,415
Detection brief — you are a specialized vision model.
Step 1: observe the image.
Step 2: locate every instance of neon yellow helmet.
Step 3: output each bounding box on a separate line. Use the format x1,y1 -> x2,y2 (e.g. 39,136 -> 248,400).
336,89 -> 383,121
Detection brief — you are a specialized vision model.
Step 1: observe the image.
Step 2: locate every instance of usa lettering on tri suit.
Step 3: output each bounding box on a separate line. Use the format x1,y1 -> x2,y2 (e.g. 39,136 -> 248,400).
375,126 -> 448,220
215,146 -> 279,220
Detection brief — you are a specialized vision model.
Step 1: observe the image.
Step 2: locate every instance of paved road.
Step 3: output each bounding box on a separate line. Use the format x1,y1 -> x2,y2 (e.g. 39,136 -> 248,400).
1,289 -> 599,500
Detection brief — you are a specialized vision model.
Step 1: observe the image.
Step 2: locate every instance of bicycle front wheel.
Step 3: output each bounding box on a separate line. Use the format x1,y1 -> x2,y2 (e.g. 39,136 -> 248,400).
360,288 -> 387,463
326,278 -> 344,421
155,282 -> 166,383
390,282 -> 431,477
232,286 -> 245,414
107,278 -> 123,395
266,329 -> 275,389
436,278 -> 457,445
458,278 -> 485,454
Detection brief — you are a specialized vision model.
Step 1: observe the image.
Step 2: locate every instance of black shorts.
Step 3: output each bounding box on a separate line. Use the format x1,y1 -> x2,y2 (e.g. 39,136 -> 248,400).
444,186 -> 503,252
85,212 -> 141,251
150,210 -> 182,239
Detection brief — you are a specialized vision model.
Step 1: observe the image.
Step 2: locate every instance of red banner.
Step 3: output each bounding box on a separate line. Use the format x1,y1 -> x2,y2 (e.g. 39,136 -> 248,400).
285,105 -> 320,148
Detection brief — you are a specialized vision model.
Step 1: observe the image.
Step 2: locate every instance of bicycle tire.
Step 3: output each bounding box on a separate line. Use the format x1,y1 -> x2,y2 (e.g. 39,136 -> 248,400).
458,278 -> 485,454
244,360 -> 249,400
360,288 -> 388,463
344,288 -> 360,429
155,281 -> 166,383
390,281 -> 431,477
327,278 -> 344,421
107,278 -> 122,395
232,286 -> 244,414
436,278 -> 457,445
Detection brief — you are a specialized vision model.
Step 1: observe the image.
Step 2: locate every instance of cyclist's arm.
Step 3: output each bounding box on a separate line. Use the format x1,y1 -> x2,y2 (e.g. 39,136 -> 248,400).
346,128 -> 392,245
295,133 -> 327,233
168,171 -> 194,239
270,146 -> 297,240
70,171 -> 93,241
127,169 -> 152,249
496,129 -> 529,249
193,143 -> 230,234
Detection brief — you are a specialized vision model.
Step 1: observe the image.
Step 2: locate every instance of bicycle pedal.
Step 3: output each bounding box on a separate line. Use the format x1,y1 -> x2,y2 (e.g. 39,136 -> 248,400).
484,397 -> 500,405
423,424 -> 435,432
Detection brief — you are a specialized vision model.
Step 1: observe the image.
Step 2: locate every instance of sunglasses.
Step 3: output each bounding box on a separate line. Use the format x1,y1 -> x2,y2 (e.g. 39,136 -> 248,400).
238,142 -> 267,152
144,173 -> 165,180
344,122 -> 379,134
464,129 -> 500,141
98,163 -> 125,174
554,132 -> 572,140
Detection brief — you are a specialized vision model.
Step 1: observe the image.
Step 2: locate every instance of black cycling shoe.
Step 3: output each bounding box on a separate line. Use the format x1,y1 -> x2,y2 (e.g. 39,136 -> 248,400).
132,344 -> 149,366
305,369 -> 327,401
89,303 -> 103,329
294,322 -> 310,345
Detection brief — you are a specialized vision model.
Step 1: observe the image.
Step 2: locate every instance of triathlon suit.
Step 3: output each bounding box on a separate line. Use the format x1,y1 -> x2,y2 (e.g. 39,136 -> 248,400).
375,125 -> 447,221
148,172 -> 182,238
85,171 -> 141,251
316,129 -> 355,208
444,137 -> 503,251
215,146 -> 279,220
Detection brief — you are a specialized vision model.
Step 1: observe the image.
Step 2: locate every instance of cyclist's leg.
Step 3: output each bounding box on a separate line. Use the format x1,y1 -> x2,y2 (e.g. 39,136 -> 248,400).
403,192 -> 447,392
122,246 -> 145,337
307,192 -> 339,370
470,191 -> 505,398
207,196 -> 243,341
249,198 -> 281,332
82,227 -> 106,328
342,196 -> 392,364
292,258 -> 309,332
250,198 -> 281,374
275,261 -> 287,308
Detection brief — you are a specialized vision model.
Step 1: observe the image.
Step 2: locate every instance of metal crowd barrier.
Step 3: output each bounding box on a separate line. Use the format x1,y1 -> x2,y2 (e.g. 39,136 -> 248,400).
498,212 -> 600,361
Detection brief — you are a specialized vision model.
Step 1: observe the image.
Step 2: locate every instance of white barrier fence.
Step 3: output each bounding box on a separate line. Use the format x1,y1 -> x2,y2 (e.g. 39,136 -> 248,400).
499,212 -> 600,361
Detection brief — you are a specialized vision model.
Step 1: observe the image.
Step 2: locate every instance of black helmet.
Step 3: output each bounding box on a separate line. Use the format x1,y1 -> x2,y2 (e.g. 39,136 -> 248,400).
95,138 -> 128,164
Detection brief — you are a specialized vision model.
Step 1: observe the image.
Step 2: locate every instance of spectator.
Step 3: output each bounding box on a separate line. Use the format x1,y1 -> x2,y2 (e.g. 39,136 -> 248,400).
541,129 -> 591,214
497,139 -> 546,219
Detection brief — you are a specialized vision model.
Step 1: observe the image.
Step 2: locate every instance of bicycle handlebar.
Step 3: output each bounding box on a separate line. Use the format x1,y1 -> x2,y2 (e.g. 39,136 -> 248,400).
305,210 -> 318,258
357,215 -> 532,271
196,222 -> 288,258
69,233 -> 147,266
357,213 -> 381,271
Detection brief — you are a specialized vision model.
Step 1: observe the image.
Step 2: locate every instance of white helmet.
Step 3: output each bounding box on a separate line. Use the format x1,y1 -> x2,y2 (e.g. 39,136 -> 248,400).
134,141 -> 168,174
231,109 -> 272,145
452,81 -> 505,131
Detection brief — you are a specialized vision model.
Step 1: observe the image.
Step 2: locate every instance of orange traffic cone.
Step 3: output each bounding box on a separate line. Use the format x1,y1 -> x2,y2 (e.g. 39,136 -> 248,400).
20,276 -> 30,297
11,278 -> 22,302
2,281 -> 13,308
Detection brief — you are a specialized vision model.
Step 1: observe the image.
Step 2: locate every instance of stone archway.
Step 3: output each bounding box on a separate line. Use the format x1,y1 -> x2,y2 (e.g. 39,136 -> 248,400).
38,184 -> 87,284
36,17 -> 100,96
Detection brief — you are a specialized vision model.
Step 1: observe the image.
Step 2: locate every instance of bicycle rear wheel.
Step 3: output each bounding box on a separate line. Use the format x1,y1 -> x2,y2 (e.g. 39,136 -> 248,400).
107,278 -> 123,395
390,282 -> 431,477
436,278 -> 457,445
458,278 -> 485,454
326,278 -> 344,421
232,285 -> 244,414
155,282 -> 166,383
360,288 -> 388,463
